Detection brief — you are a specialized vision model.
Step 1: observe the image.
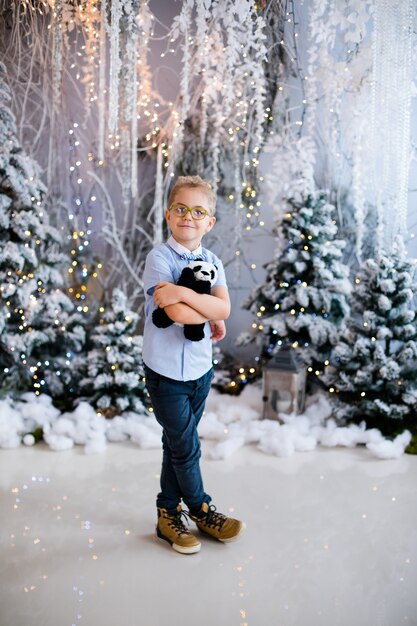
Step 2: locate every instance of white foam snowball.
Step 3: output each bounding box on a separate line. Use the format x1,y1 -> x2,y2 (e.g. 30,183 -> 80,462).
125,414 -> 162,449
258,429 -> 296,457
303,393 -> 333,423
366,430 -> 412,459
244,419 -> 279,443
106,416 -> 130,442
198,412 -> 228,439
207,436 -> 246,460
0,399 -> 24,448
15,393 -> 59,435
319,419 -> 364,448
43,432 -> 74,451
23,434 -> 36,446
258,424 -> 317,457
85,433 -> 107,455
129,423 -> 162,449
51,417 -> 76,438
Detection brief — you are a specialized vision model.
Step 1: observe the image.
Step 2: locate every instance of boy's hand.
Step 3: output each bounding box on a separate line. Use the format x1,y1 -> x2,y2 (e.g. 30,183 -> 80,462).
210,320 -> 226,342
153,282 -> 183,308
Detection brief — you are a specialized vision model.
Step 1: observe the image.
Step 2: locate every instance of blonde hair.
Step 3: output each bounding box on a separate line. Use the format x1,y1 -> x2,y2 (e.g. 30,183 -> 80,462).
168,175 -> 216,213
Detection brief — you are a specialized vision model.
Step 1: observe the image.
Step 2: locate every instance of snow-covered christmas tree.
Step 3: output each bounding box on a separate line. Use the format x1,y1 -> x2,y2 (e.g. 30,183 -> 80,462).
79,288 -> 148,417
241,189 -> 351,378
327,240 -> 417,437
0,62 -> 85,401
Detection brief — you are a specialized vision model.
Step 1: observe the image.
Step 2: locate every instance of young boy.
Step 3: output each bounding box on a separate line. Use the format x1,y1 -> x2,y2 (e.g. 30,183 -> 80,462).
142,175 -> 245,554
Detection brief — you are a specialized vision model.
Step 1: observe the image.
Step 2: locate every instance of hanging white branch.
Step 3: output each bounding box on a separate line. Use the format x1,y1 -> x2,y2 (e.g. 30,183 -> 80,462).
168,0 -> 193,169
151,143 -> 164,247
251,15 -> 268,149
303,0 -> 326,153
122,0 -> 140,199
136,0 -> 154,107
370,0 -> 414,249
48,0 -> 63,190
165,0 -> 272,206
194,0 -> 211,169
232,138 -> 242,280
98,0 -> 108,161
108,0 -> 122,135
87,170 -> 145,294
351,126 -> 366,260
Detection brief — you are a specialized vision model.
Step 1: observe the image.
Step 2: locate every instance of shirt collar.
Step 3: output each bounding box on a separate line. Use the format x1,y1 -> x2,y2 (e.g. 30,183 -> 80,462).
166,235 -> 203,258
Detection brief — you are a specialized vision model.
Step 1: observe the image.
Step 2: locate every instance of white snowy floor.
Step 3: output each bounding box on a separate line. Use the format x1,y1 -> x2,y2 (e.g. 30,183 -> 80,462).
1,439 -> 417,626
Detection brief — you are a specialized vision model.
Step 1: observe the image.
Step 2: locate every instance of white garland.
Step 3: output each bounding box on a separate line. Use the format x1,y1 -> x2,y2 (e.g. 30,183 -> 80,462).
251,14 -> 268,148
77,0 -> 101,126
98,0 -> 108,161
169,0 -> 193,171
108,0 -> 122,135
152,143 -> 164,247
351,117 -> 366,260
136,0 -> 154,109
303,0 -> 326,158
167,0 -> 269,199
48,0 -> 63,190
264,133 -> 316,213
195,0 -> 211,170
232,138 -> 242,280
371,0 -> 414,248
123,0 -> 140,199
303,0 -> 382,257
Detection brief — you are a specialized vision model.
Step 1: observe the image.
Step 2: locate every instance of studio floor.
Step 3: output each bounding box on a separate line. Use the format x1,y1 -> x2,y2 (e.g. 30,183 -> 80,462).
1,440 -> 416,626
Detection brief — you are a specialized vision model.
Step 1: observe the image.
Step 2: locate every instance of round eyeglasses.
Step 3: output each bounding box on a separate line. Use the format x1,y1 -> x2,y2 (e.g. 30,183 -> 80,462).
169,203 -> 212,220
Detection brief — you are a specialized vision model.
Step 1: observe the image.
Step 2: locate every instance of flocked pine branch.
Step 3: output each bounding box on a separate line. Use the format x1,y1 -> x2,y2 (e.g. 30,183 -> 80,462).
325,239 -> 417,436
0,61 -> 86,403
240,187 -> 351,378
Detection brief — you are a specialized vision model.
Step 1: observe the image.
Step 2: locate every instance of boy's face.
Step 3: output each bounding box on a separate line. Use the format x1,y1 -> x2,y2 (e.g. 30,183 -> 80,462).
165,186 -> 216,251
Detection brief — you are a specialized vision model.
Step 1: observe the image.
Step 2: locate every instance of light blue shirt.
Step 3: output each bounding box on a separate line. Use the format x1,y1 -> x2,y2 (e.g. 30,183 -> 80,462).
142,236 -> 227,381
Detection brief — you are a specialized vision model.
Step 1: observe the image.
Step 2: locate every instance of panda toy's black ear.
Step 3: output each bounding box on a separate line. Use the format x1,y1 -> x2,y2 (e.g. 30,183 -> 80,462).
178,266 -> 196,287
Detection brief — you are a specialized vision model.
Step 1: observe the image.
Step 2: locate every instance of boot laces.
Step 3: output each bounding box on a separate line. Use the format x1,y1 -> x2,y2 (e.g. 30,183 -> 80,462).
166,509 -> 191,535
203,505 -> 227,530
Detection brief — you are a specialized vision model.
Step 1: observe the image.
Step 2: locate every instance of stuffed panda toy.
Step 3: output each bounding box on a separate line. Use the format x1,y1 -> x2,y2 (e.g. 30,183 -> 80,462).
152,261 -> 218,342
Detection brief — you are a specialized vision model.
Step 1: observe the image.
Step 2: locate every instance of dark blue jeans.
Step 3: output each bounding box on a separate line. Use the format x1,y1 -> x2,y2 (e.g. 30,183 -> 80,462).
144,364 -> 213,512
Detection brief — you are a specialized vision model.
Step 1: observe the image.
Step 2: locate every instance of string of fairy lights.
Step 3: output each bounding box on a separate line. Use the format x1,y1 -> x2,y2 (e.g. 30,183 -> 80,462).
212,348 -> 263,393
4,120 -> 104,398
4,1 -> 417,405
26,1 -> 318,280
3,197 -> 61,395
66,121 -> 103,318
154,1 -> 275,257
246,205 -> 342,384
12,1 -> 417,249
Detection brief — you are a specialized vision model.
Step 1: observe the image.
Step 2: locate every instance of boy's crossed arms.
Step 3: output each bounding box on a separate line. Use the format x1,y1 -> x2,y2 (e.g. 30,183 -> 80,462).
153,281 -> 230,341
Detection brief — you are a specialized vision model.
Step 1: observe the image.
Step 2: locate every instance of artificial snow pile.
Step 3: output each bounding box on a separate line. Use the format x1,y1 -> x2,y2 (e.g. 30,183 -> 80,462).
0,386 -> 412,460
203,384 -> 411,461
0,392 -> 162,454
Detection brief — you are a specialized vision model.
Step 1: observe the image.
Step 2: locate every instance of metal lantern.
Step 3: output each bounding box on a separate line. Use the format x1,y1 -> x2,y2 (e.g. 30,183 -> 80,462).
262,349 -> 306,420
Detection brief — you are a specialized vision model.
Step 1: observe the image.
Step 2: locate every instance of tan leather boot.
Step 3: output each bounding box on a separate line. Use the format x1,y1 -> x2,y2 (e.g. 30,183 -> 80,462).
156,505 -> 201,554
